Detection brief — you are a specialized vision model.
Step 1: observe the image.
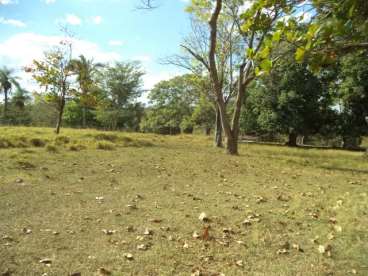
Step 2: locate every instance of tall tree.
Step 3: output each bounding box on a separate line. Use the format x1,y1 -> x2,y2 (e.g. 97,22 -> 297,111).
187,0 -> 300,154
241,59 -> 327,146
336,52 -> 368,149
95,62 -> 144,130
69,55 -> 103,128
0,66 -> 19,120
30,39 -> 74,134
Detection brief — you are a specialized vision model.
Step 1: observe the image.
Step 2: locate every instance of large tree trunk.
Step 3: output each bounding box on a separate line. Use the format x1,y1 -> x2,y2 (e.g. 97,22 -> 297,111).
214,106 -> 223,147
226,134 -> 238,155
287,131 -> 298,147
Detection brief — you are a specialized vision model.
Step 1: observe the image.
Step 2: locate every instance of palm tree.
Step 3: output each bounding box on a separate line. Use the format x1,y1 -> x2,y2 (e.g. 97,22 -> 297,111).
0,67 -> 19,119
69,55 -> 103,128
11,87 -> 31,110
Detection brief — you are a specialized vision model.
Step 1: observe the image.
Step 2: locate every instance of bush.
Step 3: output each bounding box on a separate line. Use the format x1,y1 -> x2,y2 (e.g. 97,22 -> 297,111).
30,138 -> 46,147
96,141 -> 115,150
45,144 -> 58,153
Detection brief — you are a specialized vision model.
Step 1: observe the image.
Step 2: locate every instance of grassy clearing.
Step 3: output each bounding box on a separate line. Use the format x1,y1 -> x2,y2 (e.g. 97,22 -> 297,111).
0,127 -> 367,276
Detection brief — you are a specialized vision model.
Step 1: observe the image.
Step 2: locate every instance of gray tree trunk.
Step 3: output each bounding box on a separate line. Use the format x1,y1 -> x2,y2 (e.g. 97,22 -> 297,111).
214,106 -> 223,147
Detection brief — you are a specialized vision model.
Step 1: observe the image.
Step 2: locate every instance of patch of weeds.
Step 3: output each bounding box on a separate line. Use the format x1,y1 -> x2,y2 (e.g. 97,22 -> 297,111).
20,149 -> 36,154
120,136 -> 154,147
30,138 -> 46,147
46,144 -> 59,153
94,133 -> 118,142
54,135 -> 71,145
96,141 -> 115,150
69,144 -> 86,151
121,136 -> 134,143
16,160 -> 36,169
0,137 -> 12,148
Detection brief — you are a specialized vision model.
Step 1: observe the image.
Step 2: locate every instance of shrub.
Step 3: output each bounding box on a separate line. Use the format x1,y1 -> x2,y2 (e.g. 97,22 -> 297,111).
30,138 -> 46,147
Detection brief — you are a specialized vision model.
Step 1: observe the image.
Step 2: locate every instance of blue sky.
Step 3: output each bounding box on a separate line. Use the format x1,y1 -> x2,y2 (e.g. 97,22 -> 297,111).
0,0 -> 192,91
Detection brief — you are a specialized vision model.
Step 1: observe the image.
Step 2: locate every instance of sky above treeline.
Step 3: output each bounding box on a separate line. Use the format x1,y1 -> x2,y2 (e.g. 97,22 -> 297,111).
0,0 -> 192,94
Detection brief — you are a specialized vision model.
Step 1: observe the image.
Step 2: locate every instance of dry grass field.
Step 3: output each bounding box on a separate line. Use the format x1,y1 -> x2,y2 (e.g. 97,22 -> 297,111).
0,127 -> 367,275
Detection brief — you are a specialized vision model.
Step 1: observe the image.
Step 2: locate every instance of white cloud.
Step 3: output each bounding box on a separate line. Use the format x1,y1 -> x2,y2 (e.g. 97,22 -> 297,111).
108,40 -> 124,46
92,15 -> 102,25
0,32 -> 121,92
0,0 -> 18,5
65,14 -> 82,25
0,17 -> 26,27
43,0 -> 56,4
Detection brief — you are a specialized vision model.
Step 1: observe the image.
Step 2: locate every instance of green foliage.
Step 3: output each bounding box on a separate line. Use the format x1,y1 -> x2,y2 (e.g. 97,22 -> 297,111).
241,55 -> 328,138
94,62 -> 144,130
140,74 -> 203,134
337,52 -> 368,139
191,94 -> 216,131
29,93 -> 58,127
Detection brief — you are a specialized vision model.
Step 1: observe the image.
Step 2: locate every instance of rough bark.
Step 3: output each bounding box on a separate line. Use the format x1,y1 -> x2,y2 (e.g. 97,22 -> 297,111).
226,134 -> 238,155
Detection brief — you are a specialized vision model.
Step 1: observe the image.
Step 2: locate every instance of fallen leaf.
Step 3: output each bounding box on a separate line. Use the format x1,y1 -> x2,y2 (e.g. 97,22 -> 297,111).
327,232 -> 335,240
137,244 -> 148,251
98,267 -> 112,275
102,229 -> 116,235
333,225 -> 342,232
276,249 -> 289,255
39,258 -> 52,266
318,244 -> 332,257
242,219 -> 252,226
192,231 -> 200,239
143,228 -> 153,235
198,212 -> 209,222
123,253 -> 134,260
148,219 -> 162,223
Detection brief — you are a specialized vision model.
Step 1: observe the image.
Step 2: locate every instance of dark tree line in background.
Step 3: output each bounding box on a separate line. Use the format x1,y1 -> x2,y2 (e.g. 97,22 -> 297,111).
1,0 -> 367,153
